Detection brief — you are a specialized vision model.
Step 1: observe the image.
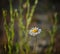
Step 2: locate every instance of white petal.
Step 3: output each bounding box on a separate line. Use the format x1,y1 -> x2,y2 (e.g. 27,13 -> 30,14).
29,27 -> 41,36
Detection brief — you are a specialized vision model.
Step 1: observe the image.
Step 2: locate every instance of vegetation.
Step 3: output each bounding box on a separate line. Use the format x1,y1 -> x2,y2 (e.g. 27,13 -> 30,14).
2,0 -> 58,54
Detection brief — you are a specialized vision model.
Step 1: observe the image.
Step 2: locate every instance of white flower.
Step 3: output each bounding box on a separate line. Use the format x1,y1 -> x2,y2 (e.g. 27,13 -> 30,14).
29,27 -> 41,36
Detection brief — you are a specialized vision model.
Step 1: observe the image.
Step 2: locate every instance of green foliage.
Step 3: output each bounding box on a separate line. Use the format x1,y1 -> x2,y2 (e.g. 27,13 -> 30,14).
3,0 -> 58,54
46,13 -> 57,54
3,0 -> 38,54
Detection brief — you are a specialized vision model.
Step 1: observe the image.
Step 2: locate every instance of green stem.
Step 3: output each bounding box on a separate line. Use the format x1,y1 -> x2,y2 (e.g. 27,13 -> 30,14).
33,37 -> 37,54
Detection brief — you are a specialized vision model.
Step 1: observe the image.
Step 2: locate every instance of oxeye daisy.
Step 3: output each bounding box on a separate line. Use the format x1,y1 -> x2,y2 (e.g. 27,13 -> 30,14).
29,27 -> 41,36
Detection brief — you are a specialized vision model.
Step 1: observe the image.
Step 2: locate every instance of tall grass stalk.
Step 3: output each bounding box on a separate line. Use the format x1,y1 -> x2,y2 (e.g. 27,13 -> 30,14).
47,13 -> 57,54
3,0 -> 38,54
25,0 -> 38,54
3,0 -> 14,54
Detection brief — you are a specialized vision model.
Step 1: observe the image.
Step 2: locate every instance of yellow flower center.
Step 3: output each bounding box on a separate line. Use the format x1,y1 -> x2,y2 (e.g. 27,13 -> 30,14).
32,28 -> 38,33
